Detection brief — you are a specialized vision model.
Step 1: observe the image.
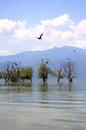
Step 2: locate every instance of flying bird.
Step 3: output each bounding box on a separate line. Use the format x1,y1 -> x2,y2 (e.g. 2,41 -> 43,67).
73,49 -> 76,52
36,33 -> 43,40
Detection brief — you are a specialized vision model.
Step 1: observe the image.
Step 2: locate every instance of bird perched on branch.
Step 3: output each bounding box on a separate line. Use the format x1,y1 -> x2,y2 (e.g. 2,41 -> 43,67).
36,33 -> 43,40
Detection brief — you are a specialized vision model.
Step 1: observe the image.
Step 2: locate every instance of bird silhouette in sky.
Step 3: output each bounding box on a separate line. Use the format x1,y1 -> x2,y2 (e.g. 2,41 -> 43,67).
36,33 -> 43,40
73,49 -> 76,52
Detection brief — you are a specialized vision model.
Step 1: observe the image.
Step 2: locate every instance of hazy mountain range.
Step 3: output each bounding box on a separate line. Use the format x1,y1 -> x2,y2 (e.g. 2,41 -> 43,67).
0,46 -> 86,78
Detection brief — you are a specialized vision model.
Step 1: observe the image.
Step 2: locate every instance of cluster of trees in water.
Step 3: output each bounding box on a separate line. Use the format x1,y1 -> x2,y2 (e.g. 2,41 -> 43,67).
38,59 -> 77,83
0,59 -> 77,84
0,62 -> 33,83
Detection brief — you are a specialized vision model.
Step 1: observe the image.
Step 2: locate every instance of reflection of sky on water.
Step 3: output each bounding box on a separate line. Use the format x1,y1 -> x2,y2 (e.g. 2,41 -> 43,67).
0,79 -> 86,130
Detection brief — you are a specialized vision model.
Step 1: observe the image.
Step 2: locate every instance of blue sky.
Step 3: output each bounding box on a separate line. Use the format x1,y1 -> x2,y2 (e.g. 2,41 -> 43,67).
0,0 -> 86,55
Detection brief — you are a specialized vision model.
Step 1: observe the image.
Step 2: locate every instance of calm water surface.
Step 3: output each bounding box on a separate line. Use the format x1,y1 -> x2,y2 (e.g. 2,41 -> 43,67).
0,79 -> 86,130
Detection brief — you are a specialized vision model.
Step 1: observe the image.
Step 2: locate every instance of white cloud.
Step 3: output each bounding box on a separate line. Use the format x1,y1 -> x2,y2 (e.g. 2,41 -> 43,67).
0,19 -> 16,34
70,40 -> 86,48
76,20 -> 86,34
0,14 -> 86,51
41,14 -> 74,29
0,50 -> 12,56
0,19 -> 27,35
13,28 -> 30,41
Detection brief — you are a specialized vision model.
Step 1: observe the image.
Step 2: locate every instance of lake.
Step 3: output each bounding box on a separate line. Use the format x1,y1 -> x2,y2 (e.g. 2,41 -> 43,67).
0,79 -> 86,130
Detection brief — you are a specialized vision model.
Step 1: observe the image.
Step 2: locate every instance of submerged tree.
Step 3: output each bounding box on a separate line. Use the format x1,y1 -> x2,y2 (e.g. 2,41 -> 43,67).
20,67 -> 33,82
38,63 -> 48,82
10,62 -> 20,82
0,71 -> 3,79
53,70 -> 65,82
63,60 -> 77,82
2,62 -> 33,83
50,63 -> 65,82
38,59 -> 51,83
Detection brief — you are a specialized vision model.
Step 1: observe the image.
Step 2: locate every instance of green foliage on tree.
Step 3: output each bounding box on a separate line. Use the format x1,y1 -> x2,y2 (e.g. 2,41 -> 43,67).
10,69 -> 19,82
52,71 -> 65,82
20,67 -> 33,82
0,71 -> 3,79
38,63 -> 48,82
0,59 -> 77,84
38,61 -> 52,83
1,62 -> 33,83
5,62 -> 20,82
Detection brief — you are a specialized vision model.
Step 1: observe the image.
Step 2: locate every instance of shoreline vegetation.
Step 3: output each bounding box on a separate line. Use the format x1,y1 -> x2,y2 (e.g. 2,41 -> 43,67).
0,59 -> 77,85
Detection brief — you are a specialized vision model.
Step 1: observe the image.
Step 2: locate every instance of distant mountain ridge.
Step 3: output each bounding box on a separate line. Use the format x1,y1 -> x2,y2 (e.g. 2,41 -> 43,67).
0,46 -> 86,78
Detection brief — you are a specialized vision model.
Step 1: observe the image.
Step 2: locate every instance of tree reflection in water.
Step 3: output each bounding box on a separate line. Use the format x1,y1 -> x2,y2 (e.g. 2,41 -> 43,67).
38,83 -> 48,92
38,83 -> 48,104
57,81 -> 75,92
3,82 -> 32,94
